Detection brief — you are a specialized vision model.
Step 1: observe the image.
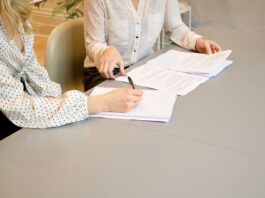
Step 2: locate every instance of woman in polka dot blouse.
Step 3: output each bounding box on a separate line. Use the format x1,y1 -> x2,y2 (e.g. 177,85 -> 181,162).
0,0 -> 143,132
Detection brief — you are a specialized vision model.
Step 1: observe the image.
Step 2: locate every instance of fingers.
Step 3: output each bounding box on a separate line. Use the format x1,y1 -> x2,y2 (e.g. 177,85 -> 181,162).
123,90 -> 143,112
196,38 -> 222,54
97,47 -> 125,79
103,88 -> 143,113
209,41 -> 222,54
102,62 -> 110,79
130,95 -> 142,103
206,40 -> 222,54
108,68 -> 115,79
122,88 -> 143,102
98,58 -> 116,79
117,59 -> 126,76
107,60 -> 116,79
204,42 -> 212,55
131,89 -> 143,96
127,89 -> 143,108
98,60 -> 108,79
126,90 -> 143,102
196,38 -> 212,54
106,58 -> 125,79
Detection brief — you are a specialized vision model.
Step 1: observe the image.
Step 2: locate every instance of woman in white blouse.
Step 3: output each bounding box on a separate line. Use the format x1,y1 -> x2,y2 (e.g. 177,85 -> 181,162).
84,0 -> 222,90
0,0 -> 143,134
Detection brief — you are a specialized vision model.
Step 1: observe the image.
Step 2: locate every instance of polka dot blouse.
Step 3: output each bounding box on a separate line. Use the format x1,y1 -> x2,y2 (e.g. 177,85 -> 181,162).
0,19 -> 89,128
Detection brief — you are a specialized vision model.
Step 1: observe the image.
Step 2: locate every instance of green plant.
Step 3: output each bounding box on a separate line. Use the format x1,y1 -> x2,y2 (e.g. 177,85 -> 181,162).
33,0 -> 84,19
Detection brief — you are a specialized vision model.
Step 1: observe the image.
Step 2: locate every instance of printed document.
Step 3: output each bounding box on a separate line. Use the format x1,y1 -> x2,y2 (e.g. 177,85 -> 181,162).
116,65 -> 208,96
90,87 -> 177,122
147,50 -> 232,77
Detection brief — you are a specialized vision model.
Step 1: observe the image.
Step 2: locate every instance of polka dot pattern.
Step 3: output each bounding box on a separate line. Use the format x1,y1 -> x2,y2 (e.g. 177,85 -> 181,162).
0,18 -> 89,128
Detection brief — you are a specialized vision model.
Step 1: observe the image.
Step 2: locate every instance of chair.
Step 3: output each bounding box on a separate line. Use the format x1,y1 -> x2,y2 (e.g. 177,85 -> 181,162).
44,18 -> 86,92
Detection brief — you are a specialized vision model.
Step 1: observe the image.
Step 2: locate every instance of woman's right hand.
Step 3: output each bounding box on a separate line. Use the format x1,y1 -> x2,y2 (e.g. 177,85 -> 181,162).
88,88 -> 143,114
97,47 -> 126,79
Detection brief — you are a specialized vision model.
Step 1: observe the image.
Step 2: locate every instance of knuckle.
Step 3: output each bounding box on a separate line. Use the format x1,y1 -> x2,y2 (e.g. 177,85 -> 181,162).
125,89 -> 131,95
125,95 -> 130,102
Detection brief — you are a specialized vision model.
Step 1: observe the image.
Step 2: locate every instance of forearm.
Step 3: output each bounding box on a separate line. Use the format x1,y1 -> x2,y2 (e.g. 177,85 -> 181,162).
84,0 -> 108,65
1,90 -> 89,128
164,0 -> 202,50
168,23 -> 202,50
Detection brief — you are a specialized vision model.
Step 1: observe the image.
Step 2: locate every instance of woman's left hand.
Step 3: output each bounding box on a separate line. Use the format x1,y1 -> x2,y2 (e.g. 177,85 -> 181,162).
195,38 -> 222,54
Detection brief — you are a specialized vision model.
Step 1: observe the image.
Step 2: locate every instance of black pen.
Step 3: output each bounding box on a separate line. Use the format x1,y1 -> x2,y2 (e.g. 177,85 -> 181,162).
128,76 -> 135,89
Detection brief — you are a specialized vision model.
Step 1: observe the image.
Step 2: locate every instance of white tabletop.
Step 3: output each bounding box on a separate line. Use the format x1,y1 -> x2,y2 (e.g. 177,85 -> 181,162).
1,26 -> 265,198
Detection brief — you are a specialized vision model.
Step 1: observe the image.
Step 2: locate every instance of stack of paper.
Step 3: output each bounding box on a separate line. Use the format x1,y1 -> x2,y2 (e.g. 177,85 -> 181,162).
90,87 -> 177,122
147,50 -> 233,77
116,49 -> 232,95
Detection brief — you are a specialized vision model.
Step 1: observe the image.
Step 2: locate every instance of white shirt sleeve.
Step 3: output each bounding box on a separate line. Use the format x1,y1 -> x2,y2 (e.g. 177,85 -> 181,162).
164,0 -> 202,50
84,0 -> 109,66
0,62 -> 89,129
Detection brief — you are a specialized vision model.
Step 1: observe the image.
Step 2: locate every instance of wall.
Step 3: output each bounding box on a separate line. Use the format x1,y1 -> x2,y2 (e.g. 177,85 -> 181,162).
31,0 -> 66,36
188,0 -> 265,33
32,0 -> 265,37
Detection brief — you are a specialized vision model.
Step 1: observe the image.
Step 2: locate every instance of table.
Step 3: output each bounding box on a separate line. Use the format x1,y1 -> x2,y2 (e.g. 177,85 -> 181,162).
0,26 -> 265,198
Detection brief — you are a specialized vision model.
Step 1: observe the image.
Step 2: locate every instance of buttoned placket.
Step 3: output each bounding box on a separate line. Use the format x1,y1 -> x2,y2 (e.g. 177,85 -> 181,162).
129,0 -> 144,65
130,16 -> 141,64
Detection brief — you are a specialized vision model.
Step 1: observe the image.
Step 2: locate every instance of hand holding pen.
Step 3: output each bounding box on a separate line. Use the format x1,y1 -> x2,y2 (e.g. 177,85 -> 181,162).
128,76 -> 135,89
105,76 -> 142,112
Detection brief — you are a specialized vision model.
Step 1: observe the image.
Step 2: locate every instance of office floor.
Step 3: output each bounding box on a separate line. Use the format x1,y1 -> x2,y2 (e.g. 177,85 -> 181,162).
33,36 -> 47,66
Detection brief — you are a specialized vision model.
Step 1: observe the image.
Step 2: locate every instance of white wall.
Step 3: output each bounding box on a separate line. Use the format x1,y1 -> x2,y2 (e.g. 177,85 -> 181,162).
188,0 -> 265,33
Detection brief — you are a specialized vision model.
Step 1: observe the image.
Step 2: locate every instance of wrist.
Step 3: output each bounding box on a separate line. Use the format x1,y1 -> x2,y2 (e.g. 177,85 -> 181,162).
104,46 -> 115,54
87,95 -> 109,114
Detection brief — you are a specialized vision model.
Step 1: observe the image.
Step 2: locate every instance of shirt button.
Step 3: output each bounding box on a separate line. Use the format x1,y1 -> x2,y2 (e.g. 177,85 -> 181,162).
134,49 -> 137,52
136,36 -> 139,39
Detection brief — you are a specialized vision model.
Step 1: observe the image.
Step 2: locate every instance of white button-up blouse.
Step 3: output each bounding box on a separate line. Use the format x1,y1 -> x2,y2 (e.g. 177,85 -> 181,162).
84,0 -> 202,67
0,19 -> 89,128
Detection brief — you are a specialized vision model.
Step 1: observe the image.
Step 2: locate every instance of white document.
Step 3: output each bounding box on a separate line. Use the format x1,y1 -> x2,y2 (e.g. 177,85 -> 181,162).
147,50 -> 232,77
203,60 -> 233,77
116,65 -> 208,96
90,87 -> 177,122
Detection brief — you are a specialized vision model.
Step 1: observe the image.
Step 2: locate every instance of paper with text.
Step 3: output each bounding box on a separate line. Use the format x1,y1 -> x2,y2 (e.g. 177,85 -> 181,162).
116,65 -> 208,95
90,87 -> 177,122
147,50 -> 232,77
